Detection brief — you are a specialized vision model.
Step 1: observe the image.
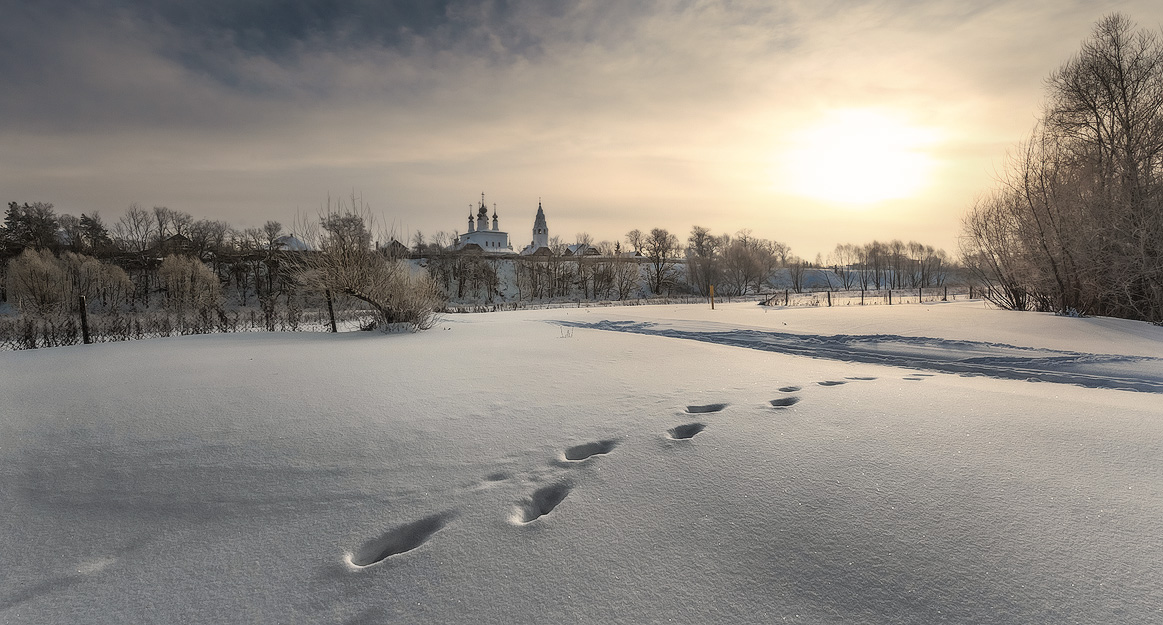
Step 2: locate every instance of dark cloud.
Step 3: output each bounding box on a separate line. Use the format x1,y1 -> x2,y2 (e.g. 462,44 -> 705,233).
140,0 -> 457,53
138,0 -> 548,86
4,0 -> 555,85
6,0 -> 1163,256
0,0 -> 624,131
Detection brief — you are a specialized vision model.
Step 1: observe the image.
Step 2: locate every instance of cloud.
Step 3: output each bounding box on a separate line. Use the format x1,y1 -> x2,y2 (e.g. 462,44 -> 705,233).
4,0 -> 1163,254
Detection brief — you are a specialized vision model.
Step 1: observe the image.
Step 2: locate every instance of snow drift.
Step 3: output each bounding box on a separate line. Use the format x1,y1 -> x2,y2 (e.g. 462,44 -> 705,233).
2,301 -> 1161,624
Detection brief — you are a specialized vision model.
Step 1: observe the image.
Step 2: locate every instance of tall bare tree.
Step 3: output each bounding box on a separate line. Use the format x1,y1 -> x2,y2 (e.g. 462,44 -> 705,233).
642,228 -> 679,295
686,225 -> 722,296
114,204 -> 156,255
963,13 -> 1163,320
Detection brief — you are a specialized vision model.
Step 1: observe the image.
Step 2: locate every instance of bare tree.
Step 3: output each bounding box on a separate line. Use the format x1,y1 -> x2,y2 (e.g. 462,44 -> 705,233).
686,225 -> 722,296
642,228 -> 679,294
170,210 -> 194,239
612,258 -> 641,300
187,219 -> 231,263
152,206 -> 173,244
831,243 -> 859,290
961,191 -> 1033,310
962,13 -> 1163,320
114,204 -> 157,255
292,194 -> 441,330
787,256 -> 808,294
625,229 -> 644,254
57,214 -> 83,252
718,230 -> 785,295
62,252 -> 132,310
5,248 -> 68,313
159,255 -> 223,322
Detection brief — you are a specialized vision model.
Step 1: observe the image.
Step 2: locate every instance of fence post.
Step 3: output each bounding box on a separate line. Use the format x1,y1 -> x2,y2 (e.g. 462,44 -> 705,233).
888,290 -> 892,305
919,287 -> 922,303
79,296 -> 91,344
784,289 -> 789,306
861,288 -> 864,306
325,289 -> 337,333
710,285 -> 715,310
944,286 -> 948,301
827,290 -> 832,307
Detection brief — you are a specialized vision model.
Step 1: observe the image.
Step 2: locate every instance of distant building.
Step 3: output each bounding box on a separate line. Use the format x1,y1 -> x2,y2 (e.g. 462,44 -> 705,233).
151,233 -> 194,257
378,239 -> 410,258
449,196 -> 567,256
520,201 -> 552,256
455,193 -> 513,253
274,234 -> 311,252
564,243 -> 599,256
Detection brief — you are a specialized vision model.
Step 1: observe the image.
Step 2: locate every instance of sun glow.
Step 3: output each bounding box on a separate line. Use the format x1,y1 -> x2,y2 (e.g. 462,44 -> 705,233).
780,109 -> 938,206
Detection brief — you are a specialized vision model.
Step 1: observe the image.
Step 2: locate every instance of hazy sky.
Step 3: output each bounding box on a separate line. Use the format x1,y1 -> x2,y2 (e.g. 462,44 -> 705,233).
5,0 -> 1163,258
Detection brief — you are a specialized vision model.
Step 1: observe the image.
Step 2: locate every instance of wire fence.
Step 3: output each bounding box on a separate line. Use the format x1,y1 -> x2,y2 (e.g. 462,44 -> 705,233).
759,285 -> 974,308
0,306 -> 378,351
440,294 -> 713,313
2,285 -> 977,350
440,285 -> 975,313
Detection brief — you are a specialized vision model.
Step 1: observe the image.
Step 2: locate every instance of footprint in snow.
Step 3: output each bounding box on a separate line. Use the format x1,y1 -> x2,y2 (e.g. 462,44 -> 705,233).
770,396 -> 801,408
668,423 -> 707,440
512,482 -> 572,524
564,440 -> 618,461
686,403 -> 728,414
903,376 -> 924,381
817,380 -> 847,387
470,471 -> 514,490
348,512 -> 455,568
845,376 -> 878,381
777,386 -> 801,393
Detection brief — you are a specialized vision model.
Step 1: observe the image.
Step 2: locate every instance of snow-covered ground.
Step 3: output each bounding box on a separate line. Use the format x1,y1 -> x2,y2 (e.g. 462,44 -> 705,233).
2,300 -> 1162,624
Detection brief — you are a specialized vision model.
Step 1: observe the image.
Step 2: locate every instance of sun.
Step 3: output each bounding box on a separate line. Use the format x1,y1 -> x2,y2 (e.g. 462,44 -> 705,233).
779,109 -> 938,205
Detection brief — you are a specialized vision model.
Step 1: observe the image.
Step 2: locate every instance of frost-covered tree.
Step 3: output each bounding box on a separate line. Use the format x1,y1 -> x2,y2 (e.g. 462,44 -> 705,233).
6,248 -> 68,313
61,252 -> 133,310
962,13 -> 1163,321
159,255 -> 223,319
686,225 -> 723,296
293,194 -> 441,330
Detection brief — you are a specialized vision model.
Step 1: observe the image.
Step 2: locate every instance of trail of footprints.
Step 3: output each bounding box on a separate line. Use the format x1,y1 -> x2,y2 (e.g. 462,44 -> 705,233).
347,437 -> 621,568
347,373 -> 905,568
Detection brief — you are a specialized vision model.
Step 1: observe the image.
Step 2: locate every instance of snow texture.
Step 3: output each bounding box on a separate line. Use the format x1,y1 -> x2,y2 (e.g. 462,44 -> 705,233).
2,301 -> 1162,624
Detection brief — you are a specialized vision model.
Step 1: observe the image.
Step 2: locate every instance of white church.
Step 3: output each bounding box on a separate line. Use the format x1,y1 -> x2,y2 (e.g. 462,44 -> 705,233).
453,194 -> 552,255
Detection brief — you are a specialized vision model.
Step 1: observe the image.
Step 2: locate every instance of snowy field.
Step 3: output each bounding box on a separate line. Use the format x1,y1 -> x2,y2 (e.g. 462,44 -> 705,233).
3,300 -> 1162,624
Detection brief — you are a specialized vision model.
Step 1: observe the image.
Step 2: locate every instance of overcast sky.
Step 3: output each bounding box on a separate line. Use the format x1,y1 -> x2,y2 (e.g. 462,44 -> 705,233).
4,0 -> 1163,258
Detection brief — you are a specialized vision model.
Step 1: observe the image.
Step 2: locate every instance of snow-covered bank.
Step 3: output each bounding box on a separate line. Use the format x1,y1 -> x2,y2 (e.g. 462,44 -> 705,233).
2,302 -> 1161,623
559,321 -> 1163,393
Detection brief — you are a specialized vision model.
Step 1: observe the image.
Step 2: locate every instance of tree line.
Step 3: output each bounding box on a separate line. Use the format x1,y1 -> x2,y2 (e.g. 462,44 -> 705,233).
1,196 -> 441,342
962,13 -> 1163,323
2,194 -> 957,348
